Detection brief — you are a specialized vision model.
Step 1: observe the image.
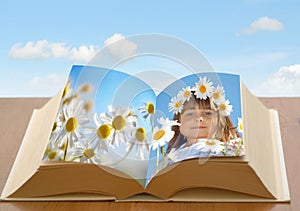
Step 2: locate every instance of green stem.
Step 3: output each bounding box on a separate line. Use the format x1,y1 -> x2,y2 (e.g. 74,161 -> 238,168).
160,146 -> 166,167
63,137 -> 69,161
69,156 -> 82,162
160,146 -> 165,157
156,147 -> 159,174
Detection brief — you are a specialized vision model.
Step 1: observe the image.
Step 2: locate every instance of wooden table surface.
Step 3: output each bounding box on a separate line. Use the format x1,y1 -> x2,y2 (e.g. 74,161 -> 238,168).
0,97 -> 299,211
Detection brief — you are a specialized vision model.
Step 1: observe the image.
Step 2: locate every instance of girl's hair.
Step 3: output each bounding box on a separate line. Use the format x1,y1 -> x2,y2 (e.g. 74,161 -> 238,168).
166,92 -> 239,153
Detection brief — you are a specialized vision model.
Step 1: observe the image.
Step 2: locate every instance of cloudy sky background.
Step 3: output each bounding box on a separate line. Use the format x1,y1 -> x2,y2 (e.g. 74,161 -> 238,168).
1,0 -> 299,97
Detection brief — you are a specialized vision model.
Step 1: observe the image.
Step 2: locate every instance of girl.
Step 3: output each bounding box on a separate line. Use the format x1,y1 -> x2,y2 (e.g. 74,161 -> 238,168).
166,91 -> 240,163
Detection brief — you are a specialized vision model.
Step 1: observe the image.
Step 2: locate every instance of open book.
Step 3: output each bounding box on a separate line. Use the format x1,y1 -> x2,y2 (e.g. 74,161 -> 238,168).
1,65 -> 290,202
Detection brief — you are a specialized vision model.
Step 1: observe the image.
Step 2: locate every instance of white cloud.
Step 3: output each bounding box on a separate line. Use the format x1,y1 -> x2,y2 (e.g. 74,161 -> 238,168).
9,40 -> 51,59
8,34 -> 135,63
9,40 -> 98,63
104,33 -> 137,60
5,33 -> 140,96
50,42 -> 70,58
253,64 -> 300,96
238,16 -> 284,35
69,45 -> 97,63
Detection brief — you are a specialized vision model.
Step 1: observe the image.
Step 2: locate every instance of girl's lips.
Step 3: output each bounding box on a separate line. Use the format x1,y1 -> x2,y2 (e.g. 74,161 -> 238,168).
191,126 -> 207,129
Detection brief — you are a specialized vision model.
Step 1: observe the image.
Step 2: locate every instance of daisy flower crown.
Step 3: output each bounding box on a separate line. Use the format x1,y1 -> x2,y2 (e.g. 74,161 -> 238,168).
168,76 -> 233,117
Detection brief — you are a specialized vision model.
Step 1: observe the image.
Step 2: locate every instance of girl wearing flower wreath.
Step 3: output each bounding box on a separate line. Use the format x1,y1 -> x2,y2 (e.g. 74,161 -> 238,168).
165,77 -> 243,164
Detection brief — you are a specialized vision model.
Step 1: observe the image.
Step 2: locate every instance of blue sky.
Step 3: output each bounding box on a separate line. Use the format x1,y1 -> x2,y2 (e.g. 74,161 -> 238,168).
1,0 -> 299,97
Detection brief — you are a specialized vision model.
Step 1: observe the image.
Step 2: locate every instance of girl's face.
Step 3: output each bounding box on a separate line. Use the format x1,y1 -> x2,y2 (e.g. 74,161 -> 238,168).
179,107 -> 219,140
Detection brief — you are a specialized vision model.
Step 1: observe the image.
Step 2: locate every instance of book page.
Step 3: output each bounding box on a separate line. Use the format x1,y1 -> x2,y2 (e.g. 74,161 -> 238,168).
1,91 -> 62,199
43,65 -> 156,184
146,72 -> 245,185
241,83 -> 290,200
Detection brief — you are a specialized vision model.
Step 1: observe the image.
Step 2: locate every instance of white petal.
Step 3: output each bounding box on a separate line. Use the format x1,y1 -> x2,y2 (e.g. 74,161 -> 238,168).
100,113 -> 112,124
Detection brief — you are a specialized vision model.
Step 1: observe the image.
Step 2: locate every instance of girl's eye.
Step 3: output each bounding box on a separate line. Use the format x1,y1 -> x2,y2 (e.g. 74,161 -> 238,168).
184,112 -> 194,117
204,111 -> 213,117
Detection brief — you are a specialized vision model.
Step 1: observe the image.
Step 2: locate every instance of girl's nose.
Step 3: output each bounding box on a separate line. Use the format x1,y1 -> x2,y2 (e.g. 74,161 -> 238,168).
196,116 -> 204,122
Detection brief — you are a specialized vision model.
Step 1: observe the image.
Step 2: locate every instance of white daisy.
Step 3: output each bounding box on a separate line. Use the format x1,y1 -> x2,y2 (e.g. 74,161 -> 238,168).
196,139 -> 225,155
212,85 -> 225,104
62,83 -> 92,108
139,102 -> 155,117
217,99 -> 233,116
49,111 -> 65,142
138,102 -> 155,125
168,96 -> 184,115
126,127 -> 150,160
178,86 -> 192,102
157,117 -> 180,129
193,77 -> 214,100
43,142 -> 64,161
84,113 -> 114,153
53,99 -> 92,149
47,81 -> 95,161
237,117 -> 243,134
49,81 -> 73,141
224,138 -> 244,156
66,140 -> 102,164
100,105 -> 137,146
228,137 -> 242,145
151,126 -> 175,150
78,83 -> 92,94
61,87 -> 78,106
83,100 -> 93,112
61,80 -> 72,99
151,117 -> 178,150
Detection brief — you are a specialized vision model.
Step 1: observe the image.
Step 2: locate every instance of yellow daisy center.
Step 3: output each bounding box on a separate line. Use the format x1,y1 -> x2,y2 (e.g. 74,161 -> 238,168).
112,115 -> 126,130
239,124 -> 243,131
213,92 -> 220,99
184,90 -> 190,98
136,127 -> 146,142
127,111 -> 134,117
97,124 -> 111,139
45,147 -> 51,155
219,103 -> 227,111
63,97 -> 72,105
84,101 -> 92,111
205,140 -> 216,146
175,101 -> 182,108
52,122 -> 58,131
80,84 -> 91,93
83,148 -> 95,158
199,85 -> 207,94
146,102 -> 155,114
153,129 -> 165,140
48,151 -> 57,160
61,113 -> 66,122
62,84 -> 69,98
65,117 -> 78,132
59,141 -> 67,150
